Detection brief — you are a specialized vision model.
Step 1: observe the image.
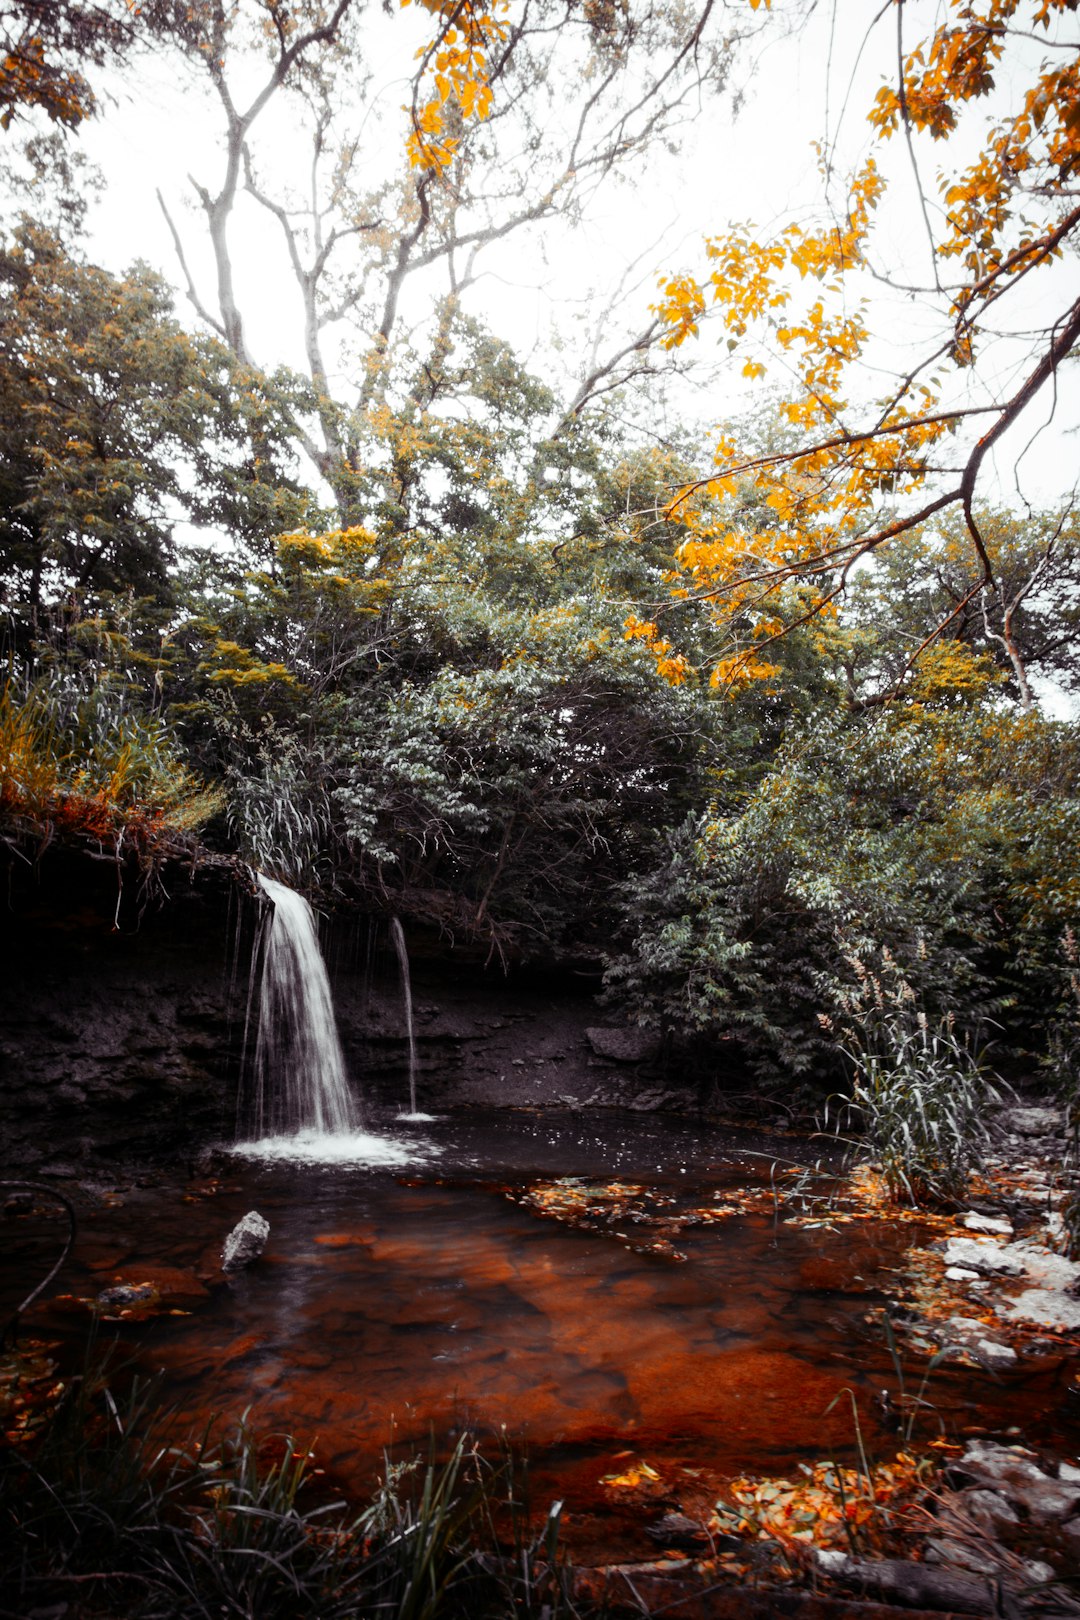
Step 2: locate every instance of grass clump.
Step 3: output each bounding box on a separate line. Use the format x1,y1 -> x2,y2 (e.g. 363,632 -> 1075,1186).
0,673 -> 222,858
0,1354 -> 584,1620
822,949 -> 1001,1207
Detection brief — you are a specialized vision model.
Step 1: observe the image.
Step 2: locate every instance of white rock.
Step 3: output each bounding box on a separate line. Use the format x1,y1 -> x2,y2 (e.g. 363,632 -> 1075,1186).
1059,1462 -> 1080,1484
1001,1288 -> 1080,1331
1008,1241 -> 1080,1291
945,1266 -> 981,1281
943,1236 -> 1024,1275
222,1210 -> 270,1272
957,1441 -> 1080,1522
814,1549 -> 851,1576
947,1315 -> 987,1334
963,1212 -> 1014,1237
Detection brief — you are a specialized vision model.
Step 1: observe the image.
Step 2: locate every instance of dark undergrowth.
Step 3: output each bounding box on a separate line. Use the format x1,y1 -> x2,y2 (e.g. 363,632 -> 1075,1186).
0,1351 -> 592,1620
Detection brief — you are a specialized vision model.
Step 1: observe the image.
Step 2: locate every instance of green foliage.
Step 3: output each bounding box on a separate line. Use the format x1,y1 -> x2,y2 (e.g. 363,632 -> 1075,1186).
605,701 -> 1080,1082
0,668 -> 223,852
0,222 -> 319,661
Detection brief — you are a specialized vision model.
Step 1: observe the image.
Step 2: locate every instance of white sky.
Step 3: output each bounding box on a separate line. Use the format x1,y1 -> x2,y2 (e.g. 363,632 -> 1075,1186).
47,0 -> 1080,517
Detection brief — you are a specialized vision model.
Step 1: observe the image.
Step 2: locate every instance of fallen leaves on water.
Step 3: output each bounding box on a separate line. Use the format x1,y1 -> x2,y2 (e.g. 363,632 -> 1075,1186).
602,1458 -> 662,1489
712,1451 -> 932,1555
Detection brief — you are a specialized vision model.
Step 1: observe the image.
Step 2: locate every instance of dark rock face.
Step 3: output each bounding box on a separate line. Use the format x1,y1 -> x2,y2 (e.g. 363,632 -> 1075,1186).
0,850 -> 696,1171
0,849 -> 244,1171
336,951 -> 675,1116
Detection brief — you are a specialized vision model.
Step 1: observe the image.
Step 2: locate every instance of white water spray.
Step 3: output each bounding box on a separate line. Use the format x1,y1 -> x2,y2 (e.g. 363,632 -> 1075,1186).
246,875 -> 358,1137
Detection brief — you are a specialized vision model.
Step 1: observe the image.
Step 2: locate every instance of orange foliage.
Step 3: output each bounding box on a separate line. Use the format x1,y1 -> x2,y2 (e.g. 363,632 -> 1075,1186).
653,0 -> 1080,689
403,0 -> 508,172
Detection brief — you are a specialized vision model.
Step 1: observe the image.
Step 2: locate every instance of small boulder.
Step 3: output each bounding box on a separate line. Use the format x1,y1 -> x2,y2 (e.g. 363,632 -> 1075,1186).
975,1339 -> 1018,1373
954,1440 -> 1080,1523
222,1210 -> 270,1273
1002,1104 -> 1062,1137
962,1211 -> 1013,1238
96,1282 -> 156,1309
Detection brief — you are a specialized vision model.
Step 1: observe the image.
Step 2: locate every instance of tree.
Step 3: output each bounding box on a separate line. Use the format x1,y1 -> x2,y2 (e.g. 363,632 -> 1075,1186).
0,1 -> 195,129
648,0 -> 1079,703
831,506 -> 1080,707
0,222 -> 317,664
149,0 -> 766,524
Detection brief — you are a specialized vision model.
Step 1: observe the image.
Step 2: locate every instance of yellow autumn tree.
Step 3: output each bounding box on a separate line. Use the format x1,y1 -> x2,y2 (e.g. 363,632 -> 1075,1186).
649,0 -> 1079,703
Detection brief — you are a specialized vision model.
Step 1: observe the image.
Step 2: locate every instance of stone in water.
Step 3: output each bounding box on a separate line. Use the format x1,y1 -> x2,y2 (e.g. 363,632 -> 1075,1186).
223,1210 -> 270,1272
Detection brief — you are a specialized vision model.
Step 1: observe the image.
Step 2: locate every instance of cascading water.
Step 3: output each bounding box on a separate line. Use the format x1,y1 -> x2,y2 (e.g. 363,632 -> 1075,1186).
389,916 -> 433,1121
233,876 -> 437,1164
246,875 -> 359,1137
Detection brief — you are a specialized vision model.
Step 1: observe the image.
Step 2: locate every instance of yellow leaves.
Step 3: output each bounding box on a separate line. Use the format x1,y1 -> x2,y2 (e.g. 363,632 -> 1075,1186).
405,0 -> 507,172
198,641 -> 297,688
602,1459 -> 661,1489
623,615 -> 692,687
709,654 -> 781,693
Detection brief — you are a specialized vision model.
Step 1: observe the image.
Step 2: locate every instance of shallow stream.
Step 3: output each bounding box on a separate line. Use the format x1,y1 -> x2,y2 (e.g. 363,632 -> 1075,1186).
7,1111 -> 1080,1560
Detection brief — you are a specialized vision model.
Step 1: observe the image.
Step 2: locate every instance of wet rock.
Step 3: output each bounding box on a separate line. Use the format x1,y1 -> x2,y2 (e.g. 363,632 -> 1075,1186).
952,1440 -> 1080,1523
1001,1287 -> 1080,1331
945,1266 -> 981,1281
222,1210 -> 270,1272
923,1535 -> 1003,1577
951,1486 -> 1020,1534
645,1511 -> 710,1548
942,1236 -> 1024,1275
96,1282 -> 156,1308
584,1026 -> 661,1063
975,1339 -> 1018,1373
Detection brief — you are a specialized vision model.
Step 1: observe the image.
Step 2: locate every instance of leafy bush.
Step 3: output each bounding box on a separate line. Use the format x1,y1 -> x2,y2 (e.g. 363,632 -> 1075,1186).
604,704 -> 1080,1085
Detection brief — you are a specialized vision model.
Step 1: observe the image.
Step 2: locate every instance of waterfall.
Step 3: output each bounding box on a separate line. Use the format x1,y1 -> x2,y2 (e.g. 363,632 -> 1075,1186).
245,874 -> 359,1137
389,916 -> 421,1117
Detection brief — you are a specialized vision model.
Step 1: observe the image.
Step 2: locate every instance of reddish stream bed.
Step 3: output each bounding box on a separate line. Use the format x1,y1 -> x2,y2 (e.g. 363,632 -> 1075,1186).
6,1111 -> 1080,1561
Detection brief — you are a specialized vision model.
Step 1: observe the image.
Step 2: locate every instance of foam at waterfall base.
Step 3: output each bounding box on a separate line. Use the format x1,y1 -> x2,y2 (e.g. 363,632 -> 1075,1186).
231,1129 -> 439,1166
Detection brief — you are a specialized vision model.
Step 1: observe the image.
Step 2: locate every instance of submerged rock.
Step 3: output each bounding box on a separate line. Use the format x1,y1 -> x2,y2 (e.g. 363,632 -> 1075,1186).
222,1210 -> 270,1272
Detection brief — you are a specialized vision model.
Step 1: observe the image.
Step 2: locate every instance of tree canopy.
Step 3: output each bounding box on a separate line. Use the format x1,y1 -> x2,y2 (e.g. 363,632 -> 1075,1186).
0,0 -> 1078,1106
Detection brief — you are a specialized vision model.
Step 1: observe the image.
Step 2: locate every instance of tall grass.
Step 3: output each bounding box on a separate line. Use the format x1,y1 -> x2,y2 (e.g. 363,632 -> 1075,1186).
0,1355 -> 585,1620
822,949 -> 1001,1206
0,674 -> 223,853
